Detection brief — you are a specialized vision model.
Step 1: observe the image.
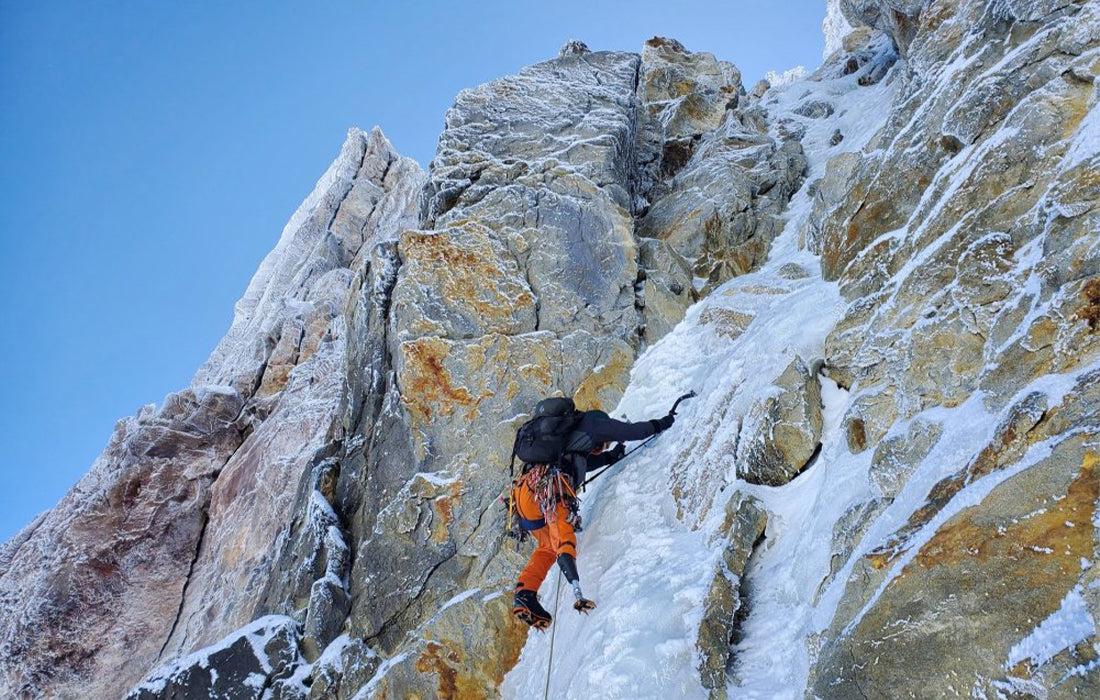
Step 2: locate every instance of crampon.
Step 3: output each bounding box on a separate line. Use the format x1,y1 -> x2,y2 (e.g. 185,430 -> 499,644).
573,597 -> 596,613
513,589 -> 552,630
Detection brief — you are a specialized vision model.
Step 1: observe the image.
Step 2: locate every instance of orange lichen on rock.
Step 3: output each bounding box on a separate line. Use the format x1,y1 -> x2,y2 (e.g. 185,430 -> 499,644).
914,451 -> 1097,575
846,416 -> 868,453
866,396 -> 1048,566
400,225 -> 535,332
919,0 -> 956,34
516,344 -> 553,387
485,596 -> 530,685
399,337 -> 484,425
1076,277 -> 1100,331
430,480 -> 463,544
409,596 -> 529,699
414,641 -> 465,700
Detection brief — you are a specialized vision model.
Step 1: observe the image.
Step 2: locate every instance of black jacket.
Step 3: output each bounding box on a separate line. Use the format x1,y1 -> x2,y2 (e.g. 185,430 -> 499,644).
561,410 -> 661,484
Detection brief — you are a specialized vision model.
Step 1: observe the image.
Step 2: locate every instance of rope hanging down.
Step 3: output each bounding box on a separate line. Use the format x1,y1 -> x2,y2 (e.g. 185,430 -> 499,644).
543,570 -> 563,700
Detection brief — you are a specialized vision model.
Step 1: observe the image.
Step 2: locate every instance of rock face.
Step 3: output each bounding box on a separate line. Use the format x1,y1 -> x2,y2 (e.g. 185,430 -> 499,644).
635,37 -> 807,299
0,386 -> 245,700
814,374 -> 1100,699
803,0 -> 1100,697
340,48 -> 648,699
823,0 -> 860,58
839,0 -> 927,55
0,127 -> 425,700
2,36 -> 801,700
815,0 -> 1099,455
736,356 -> 824,486
125,617 -> 303,700
696,494 -> 767,700
4,2 -> 1100,698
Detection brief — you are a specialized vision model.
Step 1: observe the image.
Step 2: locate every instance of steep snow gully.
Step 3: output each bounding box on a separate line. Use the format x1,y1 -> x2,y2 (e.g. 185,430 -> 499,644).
504,52 -> 893,700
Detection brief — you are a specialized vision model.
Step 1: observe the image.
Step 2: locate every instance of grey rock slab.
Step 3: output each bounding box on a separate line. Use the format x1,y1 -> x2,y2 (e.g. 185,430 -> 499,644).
196,127 -> 423,396
697,493 -> 767,699
638,237 -> 696,343
422,49 -> 640,226
736,356 -> 824,487
634,36 -> 744,206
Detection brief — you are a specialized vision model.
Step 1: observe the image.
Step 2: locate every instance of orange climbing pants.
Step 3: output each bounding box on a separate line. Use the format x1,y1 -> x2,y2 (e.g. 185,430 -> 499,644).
513,478 -> 577,593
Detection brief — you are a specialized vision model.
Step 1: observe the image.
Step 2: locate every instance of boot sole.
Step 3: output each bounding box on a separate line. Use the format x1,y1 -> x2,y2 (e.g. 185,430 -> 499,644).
513,607 -> 552,630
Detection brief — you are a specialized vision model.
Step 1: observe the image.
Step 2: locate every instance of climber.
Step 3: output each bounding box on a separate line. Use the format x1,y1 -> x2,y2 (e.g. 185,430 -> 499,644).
508,397 -> 676,630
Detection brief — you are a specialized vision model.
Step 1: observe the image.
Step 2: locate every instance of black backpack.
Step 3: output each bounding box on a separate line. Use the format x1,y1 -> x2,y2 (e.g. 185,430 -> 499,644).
509,397 -> 583,474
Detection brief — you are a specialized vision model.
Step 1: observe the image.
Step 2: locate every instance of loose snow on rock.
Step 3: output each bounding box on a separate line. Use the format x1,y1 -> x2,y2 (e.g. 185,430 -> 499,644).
822,0 -> 856,59
764,66 -> 809,88
1007,587 -> 1096,669
128,615 -> 296,695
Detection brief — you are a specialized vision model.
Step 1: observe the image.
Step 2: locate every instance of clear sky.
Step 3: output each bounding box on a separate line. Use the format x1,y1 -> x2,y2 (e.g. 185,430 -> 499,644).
0,0 -> 826,541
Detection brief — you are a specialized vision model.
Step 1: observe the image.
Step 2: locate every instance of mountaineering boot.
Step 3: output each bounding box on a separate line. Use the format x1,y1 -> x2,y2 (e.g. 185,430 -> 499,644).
571,581 -> 596,614
513,589 -> 552,630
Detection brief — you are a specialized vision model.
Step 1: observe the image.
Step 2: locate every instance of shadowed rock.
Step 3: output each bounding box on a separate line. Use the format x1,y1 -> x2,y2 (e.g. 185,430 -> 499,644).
697,493 -> 767,699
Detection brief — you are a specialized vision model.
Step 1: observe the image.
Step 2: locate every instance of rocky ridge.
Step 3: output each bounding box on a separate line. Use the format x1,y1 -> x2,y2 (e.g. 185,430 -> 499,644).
1,1 -> 1098,698
0,36 -> 804,700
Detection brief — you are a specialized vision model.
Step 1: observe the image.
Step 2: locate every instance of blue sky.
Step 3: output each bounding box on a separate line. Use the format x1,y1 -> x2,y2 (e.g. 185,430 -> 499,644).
0,1 -> 826,541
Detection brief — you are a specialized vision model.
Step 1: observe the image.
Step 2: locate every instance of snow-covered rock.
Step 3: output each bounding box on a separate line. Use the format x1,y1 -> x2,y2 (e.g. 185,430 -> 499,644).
823,0 -> 858,59
735,355 -> 824,487
839,0 -> 928,55
697,493 -> 767,699
635,37 -> 807,302
125,616 -> 302,700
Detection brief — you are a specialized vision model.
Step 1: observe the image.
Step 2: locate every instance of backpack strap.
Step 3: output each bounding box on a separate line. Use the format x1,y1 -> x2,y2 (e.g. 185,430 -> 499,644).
555,412 -> 586,465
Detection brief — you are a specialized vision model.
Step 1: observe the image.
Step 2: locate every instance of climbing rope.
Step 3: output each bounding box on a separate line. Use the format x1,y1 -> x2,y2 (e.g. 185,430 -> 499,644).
543,570 -> 563,700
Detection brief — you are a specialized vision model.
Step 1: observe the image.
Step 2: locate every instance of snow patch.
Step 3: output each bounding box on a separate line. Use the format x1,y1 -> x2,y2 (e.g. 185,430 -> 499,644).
1007,587 -> 1096,669
764,66 -> 808,88
414,471 -> 460,486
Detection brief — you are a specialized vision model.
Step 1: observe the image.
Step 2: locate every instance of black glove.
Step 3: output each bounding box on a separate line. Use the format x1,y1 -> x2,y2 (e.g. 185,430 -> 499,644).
607,443 -> 626,464
651,413 -> 675,432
